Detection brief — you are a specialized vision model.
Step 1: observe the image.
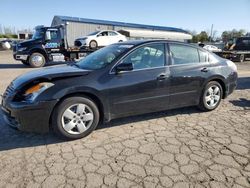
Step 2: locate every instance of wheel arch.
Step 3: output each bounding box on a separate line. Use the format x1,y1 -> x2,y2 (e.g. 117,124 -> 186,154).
49,91 -> 106,130
204,76 -> 227,99
29,48 -> 48,62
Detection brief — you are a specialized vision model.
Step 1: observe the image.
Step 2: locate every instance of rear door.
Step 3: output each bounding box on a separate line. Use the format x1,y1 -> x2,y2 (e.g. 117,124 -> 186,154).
168,43 -> 211,107
107,43 -> 170,117
108,31 -> 119,44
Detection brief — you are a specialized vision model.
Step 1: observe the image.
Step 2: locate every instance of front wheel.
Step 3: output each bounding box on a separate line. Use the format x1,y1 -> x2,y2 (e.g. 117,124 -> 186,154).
52,96 -> 100,139
89,40 -> 98,49
198,81 -> 223,111
29,52 -> 46,68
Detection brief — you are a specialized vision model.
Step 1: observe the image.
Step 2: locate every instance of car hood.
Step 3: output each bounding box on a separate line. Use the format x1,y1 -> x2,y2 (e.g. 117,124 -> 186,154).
12,65 -> 91,90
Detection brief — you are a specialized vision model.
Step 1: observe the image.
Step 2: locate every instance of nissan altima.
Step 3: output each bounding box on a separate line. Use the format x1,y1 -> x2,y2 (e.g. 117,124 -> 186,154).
1,40 -> 237,139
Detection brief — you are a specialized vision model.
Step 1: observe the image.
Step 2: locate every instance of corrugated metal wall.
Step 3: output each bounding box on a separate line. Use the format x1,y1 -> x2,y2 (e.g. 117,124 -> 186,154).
66,22 -> 113,46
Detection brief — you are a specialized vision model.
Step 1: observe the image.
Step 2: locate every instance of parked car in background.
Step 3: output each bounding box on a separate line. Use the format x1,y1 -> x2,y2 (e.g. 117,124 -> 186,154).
203,44 -> 222,52
0,39 -> 14,50
2,40 -> 237,139
74,30 -> 127,49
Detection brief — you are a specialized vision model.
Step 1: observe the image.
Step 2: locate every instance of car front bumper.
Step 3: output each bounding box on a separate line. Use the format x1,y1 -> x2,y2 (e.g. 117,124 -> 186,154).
1,99 -> 58,133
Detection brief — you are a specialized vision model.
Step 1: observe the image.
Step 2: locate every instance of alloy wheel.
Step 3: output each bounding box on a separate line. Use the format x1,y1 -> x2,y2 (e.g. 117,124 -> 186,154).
205,85 -> 221,107
61,103 -> 94,135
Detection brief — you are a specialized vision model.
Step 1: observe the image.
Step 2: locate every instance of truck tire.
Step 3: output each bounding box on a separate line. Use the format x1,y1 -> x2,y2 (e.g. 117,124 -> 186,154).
21,60 -> 29,65
29,52 -> 46,68
89,40 -> 98,49
239,54 -> 245,63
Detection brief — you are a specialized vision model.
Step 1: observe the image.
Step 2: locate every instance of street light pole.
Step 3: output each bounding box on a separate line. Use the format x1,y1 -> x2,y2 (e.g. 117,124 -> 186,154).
210,24 -> 214,42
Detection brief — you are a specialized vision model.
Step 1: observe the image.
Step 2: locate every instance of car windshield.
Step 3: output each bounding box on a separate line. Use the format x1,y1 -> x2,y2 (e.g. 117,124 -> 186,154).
32,29 -> 44,39
87,31 -> 100,36
76,44 -> 133,70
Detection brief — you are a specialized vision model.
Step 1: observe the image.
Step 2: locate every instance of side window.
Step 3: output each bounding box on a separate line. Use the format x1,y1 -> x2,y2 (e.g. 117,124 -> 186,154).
108,31 -> 118,36
122,43 -> 165,70
100,31 -> 108,36
49,30 -> 59,40
242,39 -> 249,45
169,44 -> 199,65
199,50 -> 208,63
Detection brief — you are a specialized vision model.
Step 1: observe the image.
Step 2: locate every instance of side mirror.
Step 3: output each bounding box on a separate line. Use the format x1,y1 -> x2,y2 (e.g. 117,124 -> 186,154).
115,62 -> 133,73
45,31 -> 51,41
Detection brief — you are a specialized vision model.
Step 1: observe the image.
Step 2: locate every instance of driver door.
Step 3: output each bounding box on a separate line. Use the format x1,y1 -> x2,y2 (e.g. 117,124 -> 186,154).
96,31 -> 109,46
44,29 -> 62,52
106,43 -> 170,117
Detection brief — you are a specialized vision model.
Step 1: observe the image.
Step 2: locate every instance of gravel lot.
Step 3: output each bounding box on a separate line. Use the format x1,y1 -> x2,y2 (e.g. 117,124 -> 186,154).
0,50 -> 249,188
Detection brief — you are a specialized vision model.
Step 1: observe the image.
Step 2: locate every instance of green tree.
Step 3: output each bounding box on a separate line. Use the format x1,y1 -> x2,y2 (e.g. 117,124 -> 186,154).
221,29 -> 246,42
198,31 -> 209,42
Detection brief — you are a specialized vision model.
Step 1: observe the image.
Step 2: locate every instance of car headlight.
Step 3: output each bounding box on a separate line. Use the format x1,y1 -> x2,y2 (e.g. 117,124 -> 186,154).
18,47 -> 27,51
24,82 -> 54,102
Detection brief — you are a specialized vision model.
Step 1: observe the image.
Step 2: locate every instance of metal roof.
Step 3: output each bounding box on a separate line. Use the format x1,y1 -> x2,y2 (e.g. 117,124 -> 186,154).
54,15 -> 189,34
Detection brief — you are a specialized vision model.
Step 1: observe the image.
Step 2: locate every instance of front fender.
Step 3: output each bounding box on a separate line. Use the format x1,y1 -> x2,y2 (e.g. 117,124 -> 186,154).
51,86 -> 111,121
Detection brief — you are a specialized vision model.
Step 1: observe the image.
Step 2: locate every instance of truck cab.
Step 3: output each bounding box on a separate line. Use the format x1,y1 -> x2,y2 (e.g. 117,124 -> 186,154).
13,25 -> 66,67
234,37 -> 250,51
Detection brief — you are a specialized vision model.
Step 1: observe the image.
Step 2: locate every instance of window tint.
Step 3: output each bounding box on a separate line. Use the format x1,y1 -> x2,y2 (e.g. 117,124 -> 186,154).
169,44 -> 199,65
199,50 -> 208,62
122,43 -> 165,70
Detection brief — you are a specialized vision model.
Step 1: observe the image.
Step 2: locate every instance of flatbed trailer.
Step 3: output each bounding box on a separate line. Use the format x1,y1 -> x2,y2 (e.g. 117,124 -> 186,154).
214,37 -> 250,63
13,24 -> 100,68
214,50 -> 250,63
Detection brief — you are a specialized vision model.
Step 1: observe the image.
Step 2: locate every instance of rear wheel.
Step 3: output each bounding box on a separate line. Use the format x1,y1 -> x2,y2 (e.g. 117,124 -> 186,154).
198,81 -> 223,111
52,96 -> 100,139
29,52 -> 46,68
89,40 -> 98,49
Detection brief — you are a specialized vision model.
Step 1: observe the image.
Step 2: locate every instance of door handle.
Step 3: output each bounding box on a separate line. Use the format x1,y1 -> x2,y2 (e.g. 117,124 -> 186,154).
157,74 -> 168,81
201,67 -> 209,72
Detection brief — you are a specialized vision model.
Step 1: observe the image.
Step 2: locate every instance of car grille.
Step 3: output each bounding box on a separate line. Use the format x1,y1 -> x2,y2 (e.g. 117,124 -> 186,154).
3,83 -> 15,99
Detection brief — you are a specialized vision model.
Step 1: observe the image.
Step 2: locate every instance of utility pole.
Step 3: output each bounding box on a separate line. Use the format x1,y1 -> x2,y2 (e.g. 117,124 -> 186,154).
210,24 -> 213,42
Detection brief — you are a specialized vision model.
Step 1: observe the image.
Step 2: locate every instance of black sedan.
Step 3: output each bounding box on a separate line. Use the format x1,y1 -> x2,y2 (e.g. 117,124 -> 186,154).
1,40 -> 237,139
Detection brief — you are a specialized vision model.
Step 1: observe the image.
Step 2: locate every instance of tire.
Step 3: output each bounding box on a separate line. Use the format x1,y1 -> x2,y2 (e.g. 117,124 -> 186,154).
89,40 -> 98,49
239,54 -> 245,63
52,96 -> 100,140
118,40 -> 123,42
198,81 -> 223,111
21,60 -> 29,65
28,52 -> 46,68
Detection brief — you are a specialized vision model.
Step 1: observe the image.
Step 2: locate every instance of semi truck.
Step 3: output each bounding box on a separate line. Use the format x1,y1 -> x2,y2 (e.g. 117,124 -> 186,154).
214,37 -> 250,63
13,24 -> 96,68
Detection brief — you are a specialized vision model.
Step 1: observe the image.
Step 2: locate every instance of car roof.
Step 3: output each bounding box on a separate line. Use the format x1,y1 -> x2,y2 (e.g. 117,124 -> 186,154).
117,40 -> 199,48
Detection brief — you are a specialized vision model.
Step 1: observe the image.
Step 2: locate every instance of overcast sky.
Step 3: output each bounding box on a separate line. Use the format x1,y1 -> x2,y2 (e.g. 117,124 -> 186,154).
1,0 -> 250,35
